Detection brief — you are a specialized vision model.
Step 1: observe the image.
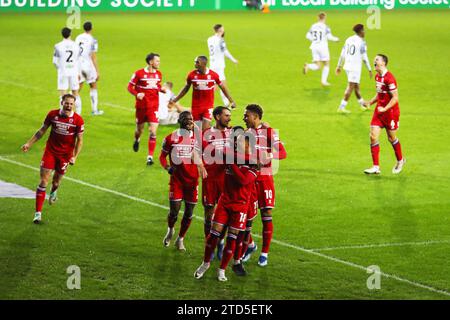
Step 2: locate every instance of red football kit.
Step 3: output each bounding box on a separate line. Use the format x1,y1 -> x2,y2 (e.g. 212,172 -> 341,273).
186,69 -> 221,121
371,70 -> 400,130
41,109 -> 84,174
128,67 -> 162,124
201,127 -> 231,206
213,164 -> 258,231
161,129 -> 200,204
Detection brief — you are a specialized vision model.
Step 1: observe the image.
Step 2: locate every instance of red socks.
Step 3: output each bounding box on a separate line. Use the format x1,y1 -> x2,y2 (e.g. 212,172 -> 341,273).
371,143 -> 380,166
234,232 -> 245,261
262,216 -> 273,254
148,135 -> 156,157
220,233 -> 237,270
35,185 -> 46,212
391,139 -> 403,161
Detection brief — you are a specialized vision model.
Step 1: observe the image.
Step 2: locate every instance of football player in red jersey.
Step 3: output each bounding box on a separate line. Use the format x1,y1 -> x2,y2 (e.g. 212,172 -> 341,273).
128,53 -> 165,166
194,127 -> 258,281
201,106 -> 232,260
21,94 -> 84,224
363,54 -> 405,174
159,111 -> 207,251
171,56 -> 236,131
241,104 -> 287,267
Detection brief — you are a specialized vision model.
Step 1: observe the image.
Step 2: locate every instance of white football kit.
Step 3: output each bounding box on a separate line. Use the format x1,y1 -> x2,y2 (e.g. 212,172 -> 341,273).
159,89 -> 179,125
338,35 -> 371,84
306,22 -> 339,62
75,33 -> 98,84
53,39 -> 80,90
207,34 -> 237,81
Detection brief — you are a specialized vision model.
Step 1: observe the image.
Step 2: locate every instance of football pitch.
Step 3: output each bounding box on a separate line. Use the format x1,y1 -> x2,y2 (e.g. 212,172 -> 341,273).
1,9 -> 450,300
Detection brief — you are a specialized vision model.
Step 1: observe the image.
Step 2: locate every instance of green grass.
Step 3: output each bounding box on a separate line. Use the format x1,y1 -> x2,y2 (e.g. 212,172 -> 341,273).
1,9 -> 450,299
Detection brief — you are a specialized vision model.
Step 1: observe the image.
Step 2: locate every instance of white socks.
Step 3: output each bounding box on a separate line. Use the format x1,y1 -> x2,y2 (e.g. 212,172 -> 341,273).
75,95 -> 82,114
307,63 -> 320,71
339,99 -> 348,110
321,66 -> 330,83
358,98 -> 365,106
90,89 -> 98,113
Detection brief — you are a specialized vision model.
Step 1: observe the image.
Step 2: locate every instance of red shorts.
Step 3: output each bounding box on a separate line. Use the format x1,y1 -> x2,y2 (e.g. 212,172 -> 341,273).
247,192 -> 259,221
136,107 -> 159,124
256,177 -> 275,209
213,200 -> 247,231
40,149 -> 70,175
192,107 -> 213,122
370,110 -> 400,131
202,175 -> 224,207
169,176 -> 198,204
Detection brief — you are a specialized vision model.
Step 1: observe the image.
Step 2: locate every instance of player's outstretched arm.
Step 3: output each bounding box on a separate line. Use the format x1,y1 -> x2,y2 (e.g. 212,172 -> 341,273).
171,83 -> 191,103
21,124 -> 49,152
218,83 -> 236,108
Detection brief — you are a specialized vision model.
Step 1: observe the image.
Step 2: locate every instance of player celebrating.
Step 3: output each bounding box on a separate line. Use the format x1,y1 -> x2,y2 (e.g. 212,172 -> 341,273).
75,21 -> 103,116
207,24 -> 239,106
171,56 -> 236,130
159,111 -> 207,251
202,106 -> 232,259
128,53 -> 164,166
335,24 -> 372,113
363,54 -> 405,175
241,104 -> 287,267
53,27 -> 82,114
21,94 -> 84,224
303,12 -> 339,86
194,127 -> 258,281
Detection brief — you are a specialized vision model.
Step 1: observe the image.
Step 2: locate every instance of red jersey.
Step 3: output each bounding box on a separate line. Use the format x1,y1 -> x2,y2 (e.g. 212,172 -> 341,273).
128,68 -> 162,109
220,164 -> 258,212
44,109 -> 84,156
375,70 -> 399,114
202,127 -> 231,179
187,69 -> 221,109
161,129 -> 199,185
248,126 -> 287,180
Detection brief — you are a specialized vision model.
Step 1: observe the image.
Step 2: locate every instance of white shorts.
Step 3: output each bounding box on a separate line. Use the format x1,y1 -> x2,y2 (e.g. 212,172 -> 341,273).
79,62 -> 97,84
345,69 -> 361,84
57,74 -> 79,91
159,111 -> 180,125
210,66 -> 226,81
311,47 -> 330,62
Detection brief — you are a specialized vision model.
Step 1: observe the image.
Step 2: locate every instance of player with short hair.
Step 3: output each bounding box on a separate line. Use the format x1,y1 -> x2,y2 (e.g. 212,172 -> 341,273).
207,24 -> 239,106
336,24 -> 373,113
303,12 -> 339,86
363,54 -> 405,175
21,94 -> 84,224
194,127 -> 258,281
75,21 -> 103,116
53,27 -> 82,114
159,111 -> 207,251
171,56 -> 236,131
128,53 -> 164,166
241,104 -> 287,267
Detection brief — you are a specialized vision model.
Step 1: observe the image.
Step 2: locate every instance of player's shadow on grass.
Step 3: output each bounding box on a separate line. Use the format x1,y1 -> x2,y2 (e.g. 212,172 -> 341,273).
0,224 -> 35,298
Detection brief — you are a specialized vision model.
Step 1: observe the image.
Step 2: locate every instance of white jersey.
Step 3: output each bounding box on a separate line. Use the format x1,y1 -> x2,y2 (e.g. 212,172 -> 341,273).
207,34 -> 237,69
306,22 -> 339,50
158,89 -> 175,120
53,39 -> 80,77
339,35 -> 371,72
75,33 -> 98,64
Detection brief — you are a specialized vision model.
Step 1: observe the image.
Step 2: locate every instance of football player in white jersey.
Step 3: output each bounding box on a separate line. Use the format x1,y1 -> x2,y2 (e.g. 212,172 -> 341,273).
75,21 -> 103,116
53,27 -> 82,114
335,24 -> 372,113
207,24 -> 238,106
303,12 -> 339,86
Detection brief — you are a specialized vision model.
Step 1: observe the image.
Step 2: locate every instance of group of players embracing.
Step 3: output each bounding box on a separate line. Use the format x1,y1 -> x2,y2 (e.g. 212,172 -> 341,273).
158,104 -> 287,282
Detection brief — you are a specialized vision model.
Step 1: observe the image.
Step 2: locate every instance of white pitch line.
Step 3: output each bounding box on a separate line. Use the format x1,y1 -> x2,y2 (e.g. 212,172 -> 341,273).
310,240 -> 450,252
101,102 -> 134,112
1,155 -> 450,298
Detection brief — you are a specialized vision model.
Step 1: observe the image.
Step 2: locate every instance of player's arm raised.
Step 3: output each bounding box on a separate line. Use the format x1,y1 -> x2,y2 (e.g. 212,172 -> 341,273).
21,124 -> 50,152
218,82 -> 236,109
378,90 -> 399,113
70,132 -> 83,165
